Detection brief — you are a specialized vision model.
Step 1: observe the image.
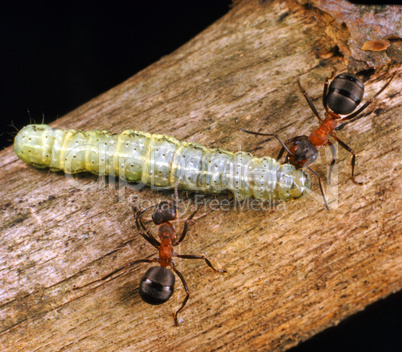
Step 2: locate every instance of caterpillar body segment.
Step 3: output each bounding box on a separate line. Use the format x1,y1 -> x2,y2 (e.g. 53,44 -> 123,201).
14,124 -> 311,201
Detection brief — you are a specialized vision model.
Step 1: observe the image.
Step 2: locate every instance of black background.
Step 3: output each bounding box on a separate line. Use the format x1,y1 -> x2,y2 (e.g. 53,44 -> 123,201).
2,1 -> 401,351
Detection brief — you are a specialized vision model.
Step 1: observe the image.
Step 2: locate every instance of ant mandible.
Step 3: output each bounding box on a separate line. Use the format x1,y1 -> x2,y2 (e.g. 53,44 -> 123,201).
86,196 -> 225,326
242,70 -> 396,210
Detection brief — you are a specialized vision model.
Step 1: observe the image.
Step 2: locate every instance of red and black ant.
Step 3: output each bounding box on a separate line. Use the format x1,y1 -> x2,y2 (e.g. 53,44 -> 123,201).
242,71 -> 396,210
75,194 -> 225,326
130,200 -> 225,325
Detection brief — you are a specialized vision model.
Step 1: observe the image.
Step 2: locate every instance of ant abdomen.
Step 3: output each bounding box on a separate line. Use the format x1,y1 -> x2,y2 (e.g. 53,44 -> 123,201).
327,73 -> 364,115
139,267 -> 175,305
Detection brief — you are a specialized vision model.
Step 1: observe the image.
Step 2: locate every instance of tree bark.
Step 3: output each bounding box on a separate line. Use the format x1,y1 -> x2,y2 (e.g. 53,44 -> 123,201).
1,0 -> 401,351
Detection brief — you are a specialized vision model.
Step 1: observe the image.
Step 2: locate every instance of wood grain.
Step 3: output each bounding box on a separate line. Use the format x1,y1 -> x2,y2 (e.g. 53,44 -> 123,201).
1,0 -> 401,351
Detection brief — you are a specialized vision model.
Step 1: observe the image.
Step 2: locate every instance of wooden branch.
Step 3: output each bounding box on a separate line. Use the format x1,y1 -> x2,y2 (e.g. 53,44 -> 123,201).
303,0 -> 402,70
1,0 -> 401,351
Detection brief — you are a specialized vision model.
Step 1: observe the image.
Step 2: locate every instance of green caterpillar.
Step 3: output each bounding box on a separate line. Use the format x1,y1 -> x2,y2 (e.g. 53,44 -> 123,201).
14,124 -> 311,201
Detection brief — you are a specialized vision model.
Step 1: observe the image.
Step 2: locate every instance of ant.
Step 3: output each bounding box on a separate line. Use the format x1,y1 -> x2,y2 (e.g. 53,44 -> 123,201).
75,192 -> 225,326
242,71 -> 396,210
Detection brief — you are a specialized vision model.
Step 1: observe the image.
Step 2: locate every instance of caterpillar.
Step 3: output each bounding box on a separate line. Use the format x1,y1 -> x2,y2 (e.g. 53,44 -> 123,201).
14,124 -> 311,201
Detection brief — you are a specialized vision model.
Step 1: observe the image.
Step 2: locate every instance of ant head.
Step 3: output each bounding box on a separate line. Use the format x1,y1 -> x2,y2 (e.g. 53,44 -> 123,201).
152,201 -> 177,225
327,73 -> 364,115
288,137 -> 318,167
139,267 -> 175,305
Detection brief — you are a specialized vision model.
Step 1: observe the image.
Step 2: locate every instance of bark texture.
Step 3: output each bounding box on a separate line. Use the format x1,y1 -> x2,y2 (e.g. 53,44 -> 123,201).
1,0 -> 401,351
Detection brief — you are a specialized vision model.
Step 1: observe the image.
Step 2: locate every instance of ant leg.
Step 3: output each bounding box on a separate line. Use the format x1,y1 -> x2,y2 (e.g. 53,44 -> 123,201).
131,204 -> 160,248
132,203 -> 155,220
137,218 -> 160,248
132,204 -> 151,233
277,146 -> 286,162
340,71 -> 397,122
73,258 -> 157,290
176,254 -> 226,273
101,258 -> 157,281
174,206 -> 201,246
240,128 -> 295,156
171,253 -> 226,325
171,264 -> 190,326
296,77 -> 323,122
305,165 -> 330,211
331,134 -> 362,185
326,140 -> 337,184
